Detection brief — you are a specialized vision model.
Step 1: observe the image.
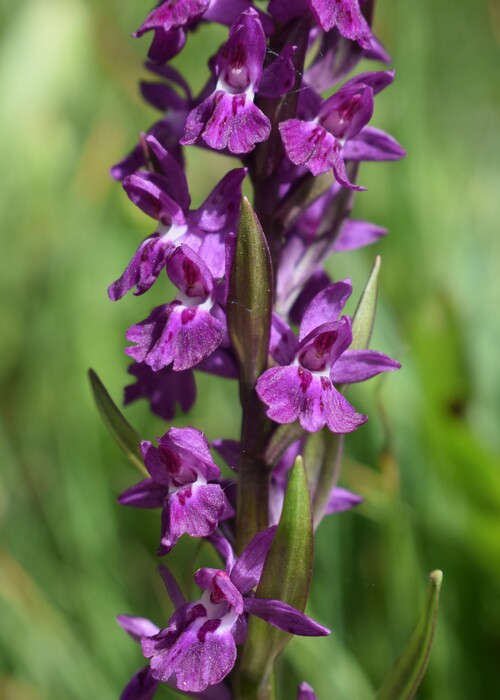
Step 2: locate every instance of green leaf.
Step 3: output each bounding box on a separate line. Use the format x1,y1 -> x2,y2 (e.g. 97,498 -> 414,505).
351,255 -> 381,350
374,570 -> 443,700
237,457 -> 313,697
227,197 -> 273,394
88,369 -> 146,475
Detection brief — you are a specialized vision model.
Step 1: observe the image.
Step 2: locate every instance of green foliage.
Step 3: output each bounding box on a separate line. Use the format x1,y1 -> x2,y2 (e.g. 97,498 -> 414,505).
375,571 -> 443,700
227,197 -> 273,395
88,369 -> 145,475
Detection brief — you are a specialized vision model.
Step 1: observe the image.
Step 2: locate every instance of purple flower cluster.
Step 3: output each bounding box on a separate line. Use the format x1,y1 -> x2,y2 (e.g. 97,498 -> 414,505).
108,1 -> 403,697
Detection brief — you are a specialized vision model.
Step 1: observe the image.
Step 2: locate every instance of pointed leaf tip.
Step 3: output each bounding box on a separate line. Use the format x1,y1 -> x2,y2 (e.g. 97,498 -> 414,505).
238,456 -> 315,692
374,569 -> 443,700
88,369 -> 146,475
351,255 -> 381,350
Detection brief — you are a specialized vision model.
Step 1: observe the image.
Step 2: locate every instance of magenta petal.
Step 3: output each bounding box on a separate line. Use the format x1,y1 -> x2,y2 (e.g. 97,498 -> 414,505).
126,303 -> 225,372
279,119 -> 341,177
321,381 -> 367,433
120,665 -> 159,700
206,92 -> 271,154
204,0 -> 253,25
204,530 -> 236,573
325,486 -> 363,514
135,0 -> 209,36
299,281 -> 352,341
145,136 -> 190,211
159,565 -> 187,608
146,621 -> 237,692
243,597 -> 330,636
343,126 -> 406,162
332,219 -> 387,252
297,682 -> 318,700
118,479 -> 167,509
117,615 -> 160,641
169,427 -> 220,481
330,349 -> 401,384
108,234 -> 174,300
308,0 -> 372,48
191,168 -> 246,233
217,9 -> 266,91
257,366 -> 328,432
230,526 -> 277,594
343,69 -> 395,96
144,426 -> 219,484
159,482 -> 231,553
140,81 -> 183,112
181,93 -> 219,146
123,172 -> 185,226
147,27 -> 187,63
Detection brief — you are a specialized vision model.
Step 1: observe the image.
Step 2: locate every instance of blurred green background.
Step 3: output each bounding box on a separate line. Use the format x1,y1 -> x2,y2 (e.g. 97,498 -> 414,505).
1,0 -> 499,698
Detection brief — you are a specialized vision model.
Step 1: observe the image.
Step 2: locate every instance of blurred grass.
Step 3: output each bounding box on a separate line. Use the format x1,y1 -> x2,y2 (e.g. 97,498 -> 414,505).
1,0 -> 499,698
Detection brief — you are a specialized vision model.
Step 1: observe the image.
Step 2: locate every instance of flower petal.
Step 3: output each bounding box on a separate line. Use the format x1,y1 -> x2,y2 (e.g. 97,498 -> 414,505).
118,479 -> 167,509
135,0 -> 209,36
308,0 -> 372,49
120,665 -> 159,700
108,233 -> 174,301
145,616 -> 237,693
159,482 -> 232,554
126,303 -> 225,372
117,615 -> 160,641
332,219 -> 387,252
230,526 -> 277,594
297,682 -> 318,700
343,126 -> 406,162
243,597 -> 330,636
330,349 -> 401,384
299,281 -> 352,340
325,486 -> 363,514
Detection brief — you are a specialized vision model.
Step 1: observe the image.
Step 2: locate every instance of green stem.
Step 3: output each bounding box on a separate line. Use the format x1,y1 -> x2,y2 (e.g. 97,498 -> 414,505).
236,391 -> 272,554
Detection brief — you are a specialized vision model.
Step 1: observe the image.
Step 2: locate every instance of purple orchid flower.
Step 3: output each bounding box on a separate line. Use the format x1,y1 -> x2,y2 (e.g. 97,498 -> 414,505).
119,528 -> 329,693
118,427 -> 234,554
125,245 -> 227,372
108,135 -> 245,300
181,9 -> 294,154
117,582 -> 232,700
279,70 -> 405,188
256,280 -> 400,433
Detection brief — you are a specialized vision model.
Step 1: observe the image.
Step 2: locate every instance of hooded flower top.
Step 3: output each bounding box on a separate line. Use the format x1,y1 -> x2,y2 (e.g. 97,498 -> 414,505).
257,280 -> 400,433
